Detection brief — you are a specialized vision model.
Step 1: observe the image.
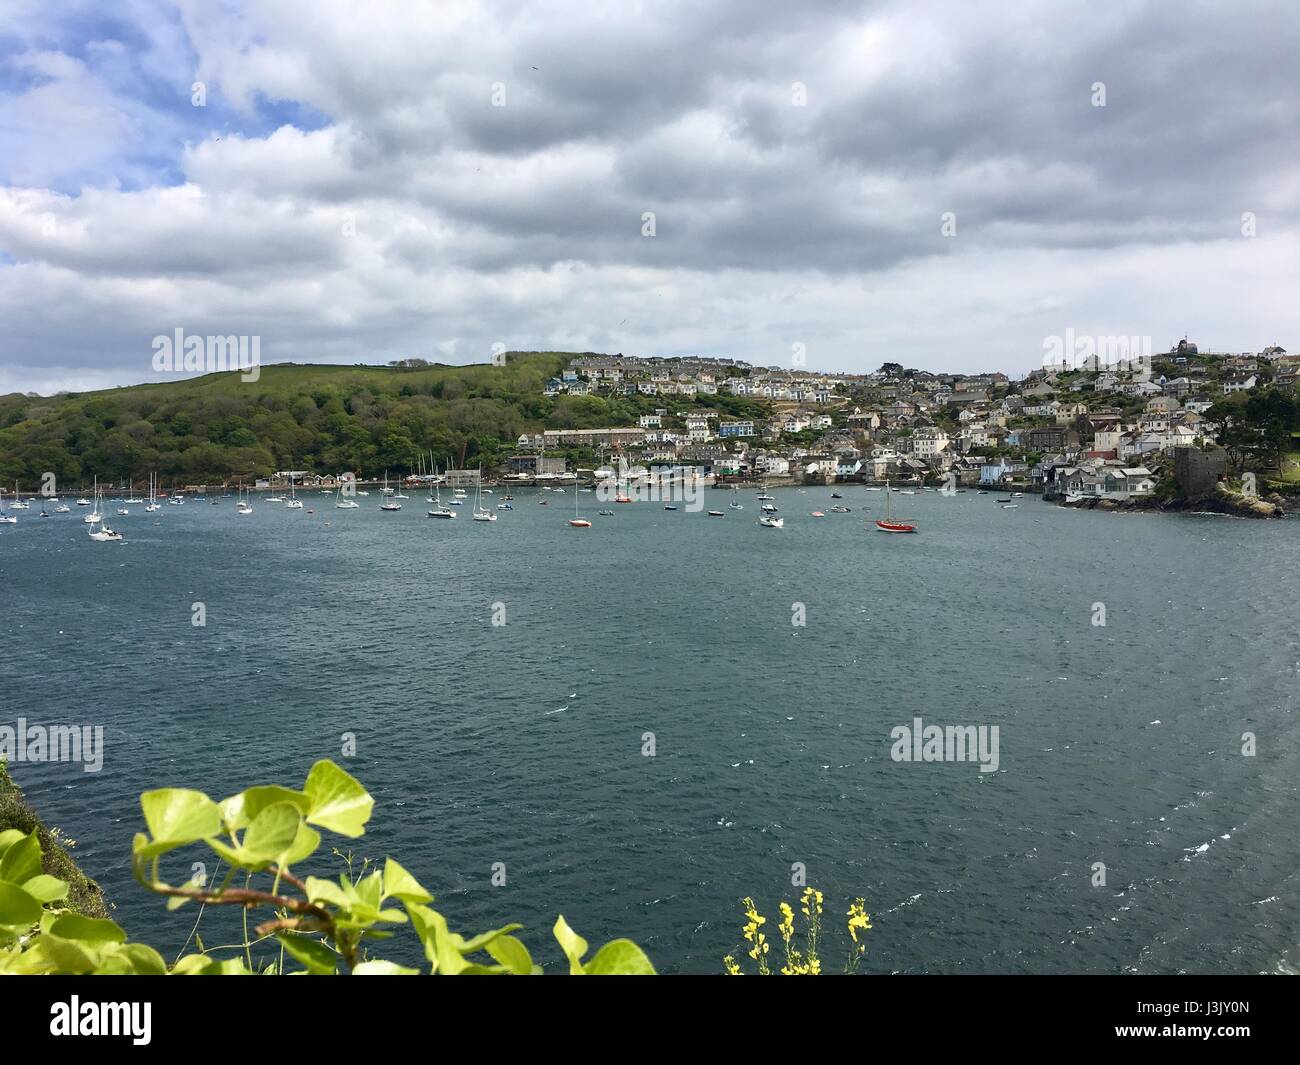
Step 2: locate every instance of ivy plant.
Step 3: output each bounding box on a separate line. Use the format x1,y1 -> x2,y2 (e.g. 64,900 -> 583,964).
0,760 -> 655,975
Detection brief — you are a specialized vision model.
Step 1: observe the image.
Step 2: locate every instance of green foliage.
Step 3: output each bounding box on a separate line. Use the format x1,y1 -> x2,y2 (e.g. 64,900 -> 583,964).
0,762 -> 105,919
0,760 -> 654,976
0,354 -> 572,485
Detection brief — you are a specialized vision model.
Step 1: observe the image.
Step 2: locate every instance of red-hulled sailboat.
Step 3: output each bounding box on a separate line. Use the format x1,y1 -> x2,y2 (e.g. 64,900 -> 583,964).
875,482 -> 917,533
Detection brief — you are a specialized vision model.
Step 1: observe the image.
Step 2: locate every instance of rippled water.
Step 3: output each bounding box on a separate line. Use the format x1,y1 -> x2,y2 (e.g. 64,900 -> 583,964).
2,487 -> 1297,973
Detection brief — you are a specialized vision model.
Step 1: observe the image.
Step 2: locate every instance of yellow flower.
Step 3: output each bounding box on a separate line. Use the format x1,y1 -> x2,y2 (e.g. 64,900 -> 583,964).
846,899 -> 873,944
723,955 -> 741,975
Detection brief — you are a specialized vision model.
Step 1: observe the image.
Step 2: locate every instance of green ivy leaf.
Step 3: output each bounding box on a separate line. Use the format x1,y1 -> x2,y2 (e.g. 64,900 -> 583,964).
139,789 -> 221,857
0,881 -> 41,927
553,915 -> 589,975
0,831 -> 41,885
0,829 -> 27,855
241,802 -> 302,867
382,857 -> 432,904
582,939 -> 657,975
303,761 -> 373,838
220,786 -> 311,831
275,932 -> 339,975
484,934 -> 534,975
304,876 -> 349,909
119,943 -> 168,975
48,914 -> 127,944
21,875 -> 69,904
283,822 -> 321,866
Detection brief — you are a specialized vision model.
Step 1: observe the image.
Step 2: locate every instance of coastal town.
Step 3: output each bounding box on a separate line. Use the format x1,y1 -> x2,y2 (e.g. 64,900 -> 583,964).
483,339 -> 1294,512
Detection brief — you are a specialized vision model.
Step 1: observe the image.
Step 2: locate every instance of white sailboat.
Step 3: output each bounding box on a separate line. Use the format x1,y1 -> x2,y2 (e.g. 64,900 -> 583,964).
472,468 -> 496,521
380,472 -> 401,511
285,479 -> 303,509
145,473 -> 161,512
729,485 -> 743,510
335,484 -> 360,509
0,490 -> 15,524
568,478 -> 591,527
10,482 -> 28,509
427,471 -> 455,518
83,477 -> 102,523
88,486 -> 123,541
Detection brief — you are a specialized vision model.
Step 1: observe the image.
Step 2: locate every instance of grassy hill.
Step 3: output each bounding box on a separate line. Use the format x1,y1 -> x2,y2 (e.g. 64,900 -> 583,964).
0,353 -> 769,487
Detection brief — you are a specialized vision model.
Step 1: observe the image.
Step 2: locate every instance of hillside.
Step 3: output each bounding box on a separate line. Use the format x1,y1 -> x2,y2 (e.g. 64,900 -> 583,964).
0,353 -> 769,486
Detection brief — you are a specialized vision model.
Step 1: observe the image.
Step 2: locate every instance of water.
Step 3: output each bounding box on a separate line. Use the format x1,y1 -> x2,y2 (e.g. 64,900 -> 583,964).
2,488 -> 1297,974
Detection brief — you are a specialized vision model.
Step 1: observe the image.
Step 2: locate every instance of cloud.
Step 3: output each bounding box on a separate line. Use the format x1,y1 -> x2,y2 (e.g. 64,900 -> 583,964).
1,0 -> 1299,393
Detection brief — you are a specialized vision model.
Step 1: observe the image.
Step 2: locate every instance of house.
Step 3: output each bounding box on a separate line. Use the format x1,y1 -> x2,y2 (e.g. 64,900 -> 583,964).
718,420 -> 756,438
1222,374 -> 1258,394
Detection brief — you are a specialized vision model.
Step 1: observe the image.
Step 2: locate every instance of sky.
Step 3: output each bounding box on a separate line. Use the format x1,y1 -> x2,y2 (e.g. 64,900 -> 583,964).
1,0 -> 1298,395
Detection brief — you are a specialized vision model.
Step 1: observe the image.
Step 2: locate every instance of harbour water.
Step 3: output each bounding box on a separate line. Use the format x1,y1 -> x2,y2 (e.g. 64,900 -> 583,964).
1,487 -> 1297,973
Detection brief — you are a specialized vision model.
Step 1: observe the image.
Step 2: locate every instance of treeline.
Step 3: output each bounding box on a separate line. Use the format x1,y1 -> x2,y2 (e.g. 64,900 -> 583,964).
0,353 -> 770,486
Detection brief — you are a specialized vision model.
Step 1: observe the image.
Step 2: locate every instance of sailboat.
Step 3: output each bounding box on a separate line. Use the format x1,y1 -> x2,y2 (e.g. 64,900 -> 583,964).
145,473 -> 161,512
335,484 -> 360,509
875,482 -> 917,533
758,513 -> 783,528
125,481 -> 144,505
88,486 -> 123,541
83,477 -> 102,523
568,478 -> 591,527
380,472 -> 402,511
427,468 -> 455,518
237,481 -> 254,515
10,482 -> 28,509
0,490 -> 15,524
472,468 -> 496,521
729,485 -> 744,510
756,482 -> 774,501
54,498 -> 70,513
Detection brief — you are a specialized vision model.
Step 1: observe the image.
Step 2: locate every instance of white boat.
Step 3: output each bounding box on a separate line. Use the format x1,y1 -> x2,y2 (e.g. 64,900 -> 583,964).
87,486 -> 123,540
427,472 -> 455,517
1002,503 -> 1019,509
335,484 -> 360,509
380,473 -> 401,510
83,477 -> 102,523
54,502 -> 70,513
0,491 -> 14,524
568,478 -> 591,527
758,515 -> 783,528
76,496 -> 92,506
472,467 -> 496,520
761,503 -> 778,513
10,482 -> 28,509
285,481 -> 303,509
145,473 -> 161,512
865,486 -> 883,492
